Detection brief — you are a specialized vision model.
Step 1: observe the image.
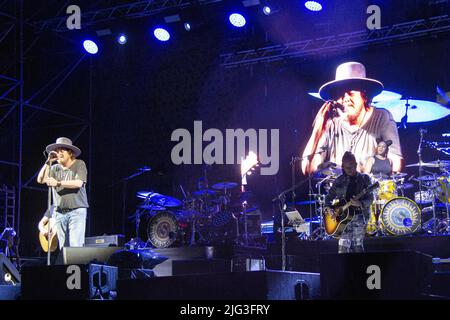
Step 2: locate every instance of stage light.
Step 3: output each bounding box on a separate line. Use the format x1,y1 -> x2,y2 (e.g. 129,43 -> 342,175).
304,1 -> 322,12
117,34 -> 127,45
229,13 -> 246,28
184,22 -> 191,31
153,28 -> 170,41
83,40 -> 98,54
263,6 -> 272,15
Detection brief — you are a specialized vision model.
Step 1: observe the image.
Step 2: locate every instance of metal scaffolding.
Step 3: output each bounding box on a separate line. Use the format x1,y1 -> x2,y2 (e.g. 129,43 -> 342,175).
220,15 -> 450,68
0,1 -> 92,247
32,0 -> 223,33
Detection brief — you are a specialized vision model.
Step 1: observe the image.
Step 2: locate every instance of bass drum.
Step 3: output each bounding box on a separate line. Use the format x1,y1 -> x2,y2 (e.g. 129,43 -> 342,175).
380,197 -> 421,236
147,211 -> 180,248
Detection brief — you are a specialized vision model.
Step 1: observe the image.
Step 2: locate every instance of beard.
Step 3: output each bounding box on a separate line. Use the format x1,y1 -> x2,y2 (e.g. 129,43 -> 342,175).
345,104 -> 364,122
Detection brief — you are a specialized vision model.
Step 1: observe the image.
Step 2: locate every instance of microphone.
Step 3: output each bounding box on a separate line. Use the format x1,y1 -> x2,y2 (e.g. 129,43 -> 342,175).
138,166 -> 151,172
328,100 -> 345,111
419,128 -> 427,134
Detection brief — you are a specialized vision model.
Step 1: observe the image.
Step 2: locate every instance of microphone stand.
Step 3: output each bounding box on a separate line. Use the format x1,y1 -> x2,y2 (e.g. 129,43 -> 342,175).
47,185 -> 52,266
272,177 -> 310,271
120,168 -> 151,236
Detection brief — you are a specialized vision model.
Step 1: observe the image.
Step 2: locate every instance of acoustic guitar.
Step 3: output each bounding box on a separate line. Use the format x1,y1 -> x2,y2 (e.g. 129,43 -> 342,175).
323,182 -> 379,237
39,218 -> 58,252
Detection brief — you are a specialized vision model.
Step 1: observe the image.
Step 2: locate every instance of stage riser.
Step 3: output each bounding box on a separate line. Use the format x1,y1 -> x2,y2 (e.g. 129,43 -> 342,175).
117,271 -> 320,300
320,251 -> 432,299
21,264 -> 118,300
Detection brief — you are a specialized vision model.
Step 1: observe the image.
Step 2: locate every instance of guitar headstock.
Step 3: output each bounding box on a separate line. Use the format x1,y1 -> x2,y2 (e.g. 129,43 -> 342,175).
241,151 -> 259,184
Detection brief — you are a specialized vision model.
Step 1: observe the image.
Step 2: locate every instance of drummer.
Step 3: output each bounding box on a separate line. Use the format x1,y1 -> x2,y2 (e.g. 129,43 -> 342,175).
364,139 -> 393,178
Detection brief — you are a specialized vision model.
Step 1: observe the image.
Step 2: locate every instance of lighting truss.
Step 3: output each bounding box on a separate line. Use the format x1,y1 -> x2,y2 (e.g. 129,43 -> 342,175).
220,15 -> 450,68
33,0 -> 223,33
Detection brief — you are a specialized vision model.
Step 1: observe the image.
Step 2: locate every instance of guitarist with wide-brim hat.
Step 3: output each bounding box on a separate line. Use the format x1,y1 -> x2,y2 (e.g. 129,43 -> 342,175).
323,152 -> 375,253
37,137 -> 89,250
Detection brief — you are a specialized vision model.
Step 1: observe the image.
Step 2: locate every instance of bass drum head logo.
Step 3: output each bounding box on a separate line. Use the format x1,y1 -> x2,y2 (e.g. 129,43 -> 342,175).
381,197 -> 421,236
147,211 -> 179,248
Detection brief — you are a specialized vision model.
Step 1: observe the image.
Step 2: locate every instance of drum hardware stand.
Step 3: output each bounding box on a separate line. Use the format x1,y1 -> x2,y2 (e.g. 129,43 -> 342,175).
315,176 -> 332,239
300,148 -> 327,238
115,166 -> 151,236
127,194 -> 151,250
417,128 -> 427,231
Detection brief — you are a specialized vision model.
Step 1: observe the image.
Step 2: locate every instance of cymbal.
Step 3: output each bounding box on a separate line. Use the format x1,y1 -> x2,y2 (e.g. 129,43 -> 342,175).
417,175 -> 437,181
392,172 -> 408,179
212,182 -> 238,190
192,189 -> 217,196
150,194 -> 182,207
405,161 -> 442,168
372,90 -> 402,103
430,160 -> 450,167
136,191 -> 160,199
397,183 -> 414,190
139,204 -> 166,211
373,99 -> 450,123
317,167 -> 342,177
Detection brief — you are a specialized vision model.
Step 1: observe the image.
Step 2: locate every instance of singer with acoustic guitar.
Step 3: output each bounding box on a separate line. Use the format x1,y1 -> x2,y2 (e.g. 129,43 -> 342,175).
301,61 -> 402,174
323,152 -> 375,253
37,137 -> 89,249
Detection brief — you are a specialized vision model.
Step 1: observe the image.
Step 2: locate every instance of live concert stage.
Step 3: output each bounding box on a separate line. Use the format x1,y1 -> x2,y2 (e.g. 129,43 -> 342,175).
1,0 -> 450,303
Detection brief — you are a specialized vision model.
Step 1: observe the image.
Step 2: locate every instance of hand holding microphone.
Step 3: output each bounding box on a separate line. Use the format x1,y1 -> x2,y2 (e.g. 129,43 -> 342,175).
46,151 -> 58,165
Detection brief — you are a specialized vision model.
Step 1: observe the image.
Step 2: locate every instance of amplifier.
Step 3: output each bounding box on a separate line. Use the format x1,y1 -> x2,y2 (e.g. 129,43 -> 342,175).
85,234 -> 125,247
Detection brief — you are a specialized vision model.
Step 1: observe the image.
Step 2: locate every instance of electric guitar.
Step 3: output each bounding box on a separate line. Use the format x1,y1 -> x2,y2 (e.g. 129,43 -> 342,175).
39,217 -> 58,252
323,182 -> 379,237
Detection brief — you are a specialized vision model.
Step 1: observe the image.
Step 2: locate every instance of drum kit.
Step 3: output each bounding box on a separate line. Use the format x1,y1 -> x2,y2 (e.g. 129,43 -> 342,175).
127,179 -> 257,248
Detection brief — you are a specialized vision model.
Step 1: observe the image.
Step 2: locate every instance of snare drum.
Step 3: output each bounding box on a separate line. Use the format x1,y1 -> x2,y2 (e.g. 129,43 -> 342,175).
377,179 -> 397,201
380,197 -> 421,236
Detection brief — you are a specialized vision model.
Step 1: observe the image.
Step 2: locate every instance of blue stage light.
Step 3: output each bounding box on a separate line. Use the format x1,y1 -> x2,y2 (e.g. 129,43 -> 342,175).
83,40 -> 98,54
304,1 -> 322,12
153,28 -> 170,41
263,6 -> 271,15
118,34 -> 127,45
229,13 -> 246,28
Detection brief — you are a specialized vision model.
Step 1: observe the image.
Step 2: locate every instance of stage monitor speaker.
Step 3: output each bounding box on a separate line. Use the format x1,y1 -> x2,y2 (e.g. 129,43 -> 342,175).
0,253 -> 21,285
55,246 -> 123,265
21,264 -> 117,300
320,250 -> 432,299
117,270 -> 320,300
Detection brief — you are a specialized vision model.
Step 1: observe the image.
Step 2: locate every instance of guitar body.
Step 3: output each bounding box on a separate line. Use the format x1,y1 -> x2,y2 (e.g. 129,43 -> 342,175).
323,204 -> 356,237
39,218 -> 58,252
323,181 -> 379,238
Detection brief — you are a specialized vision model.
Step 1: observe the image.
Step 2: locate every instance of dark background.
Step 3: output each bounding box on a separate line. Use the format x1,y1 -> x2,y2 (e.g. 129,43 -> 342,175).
0,0 -> 449,256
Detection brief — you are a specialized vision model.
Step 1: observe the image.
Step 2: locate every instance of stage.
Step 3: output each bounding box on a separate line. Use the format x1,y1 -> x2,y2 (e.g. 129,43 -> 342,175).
1,233 -> 450,300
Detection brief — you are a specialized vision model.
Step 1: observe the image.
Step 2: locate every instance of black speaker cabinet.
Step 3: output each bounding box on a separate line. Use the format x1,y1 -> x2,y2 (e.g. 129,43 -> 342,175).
55,246 -> 123,265
21,264 -> 118,300
320,250 -> 432,299
0,253 -> 20,285
117,270 -> 320,300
